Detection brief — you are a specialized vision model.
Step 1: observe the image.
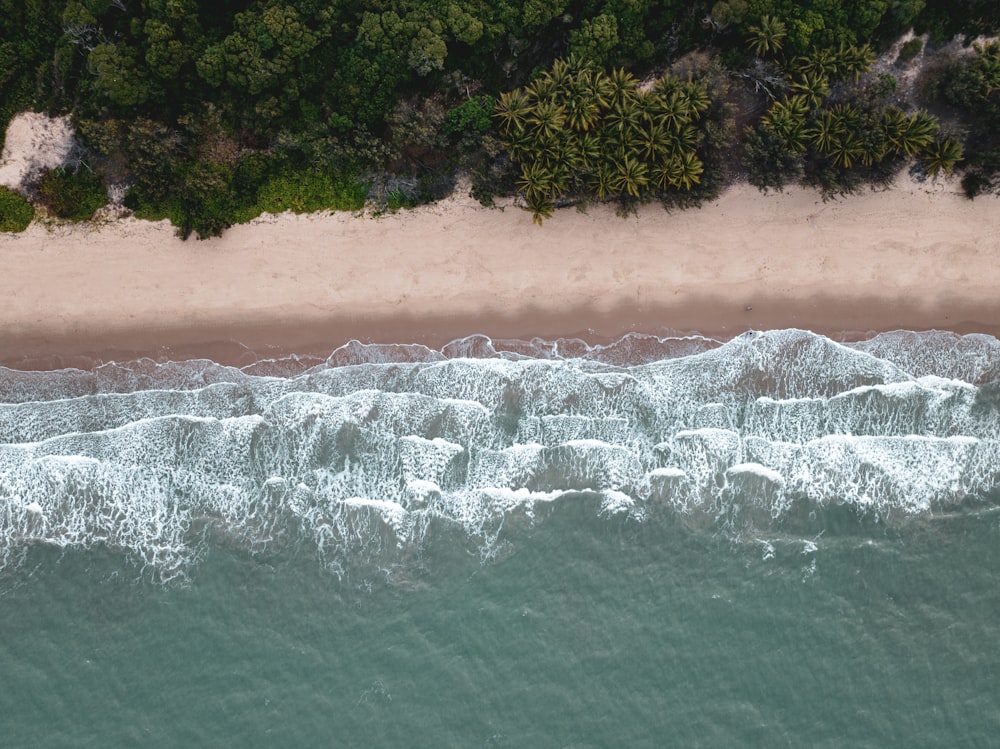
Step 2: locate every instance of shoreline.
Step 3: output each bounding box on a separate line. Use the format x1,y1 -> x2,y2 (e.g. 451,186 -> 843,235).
2,179 -> 999,369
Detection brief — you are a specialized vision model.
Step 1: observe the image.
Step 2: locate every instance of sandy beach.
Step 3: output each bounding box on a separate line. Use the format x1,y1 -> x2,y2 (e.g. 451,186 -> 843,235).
1,177 -> 998,367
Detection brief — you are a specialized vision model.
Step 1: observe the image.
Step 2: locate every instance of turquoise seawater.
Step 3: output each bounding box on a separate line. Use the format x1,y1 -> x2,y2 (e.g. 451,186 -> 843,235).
2,330 -> 999,746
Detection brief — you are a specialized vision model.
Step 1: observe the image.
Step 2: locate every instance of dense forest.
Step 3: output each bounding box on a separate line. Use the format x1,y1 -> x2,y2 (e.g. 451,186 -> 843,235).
1,0 -> 998,236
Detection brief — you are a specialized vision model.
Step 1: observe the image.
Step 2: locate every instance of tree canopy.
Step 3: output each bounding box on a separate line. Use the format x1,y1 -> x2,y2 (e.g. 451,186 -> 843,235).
0,0 -> 995,235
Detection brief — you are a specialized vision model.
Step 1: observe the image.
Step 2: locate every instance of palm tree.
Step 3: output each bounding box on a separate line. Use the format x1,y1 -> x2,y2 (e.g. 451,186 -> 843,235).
526,75 -> 558,104
604,99 -> 642,139
564,90 -> 601,132
577,132 -> 602,170
527,100 -> 566,139
533,133 -> 564,170
547,162 -> 572,197
806,110 -> 845,153
652,76 -> 682,101
827,132 -> 863,168
633,91 -> 661,125
581,68 -> 614,110
763,101 -> 808,153
682,81 -> 711,117
880,106 -> 909,154
921,137 -> 963,176
792,47 -> 837,79
670,123 -> 699,153
588,164 -> 616,200
790,71 -> 830,108
835,42 -> 875,81
547,57 -> 574,91
607,68 -> 639,108
655,89 -> 692,132
746,15 -> 787,57
665,150 -> 704,190
529,197 -> 553,226
636,123 -> 672,162
516,162 -> 553,204
856,125 -> 888,166
781,94 -> 812,119
503,126 -> 533,163
495,90 -> 533,135
900,112 -> 938,156
612,154 -> 650,198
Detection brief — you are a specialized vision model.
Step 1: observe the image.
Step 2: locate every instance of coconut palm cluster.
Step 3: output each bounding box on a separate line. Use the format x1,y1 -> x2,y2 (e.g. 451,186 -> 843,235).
495,56 -> 713,223
762,95 -> 959,174
747,24 -> 962,183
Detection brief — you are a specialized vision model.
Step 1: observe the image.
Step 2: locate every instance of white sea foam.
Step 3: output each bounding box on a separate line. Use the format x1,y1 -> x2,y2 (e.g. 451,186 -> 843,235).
1,329 -> 999,578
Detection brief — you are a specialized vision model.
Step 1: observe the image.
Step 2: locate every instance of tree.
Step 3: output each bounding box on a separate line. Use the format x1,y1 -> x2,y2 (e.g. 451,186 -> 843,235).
527,100 -> 567,139
516,161 -> 553,204
607,68 -> 639,108
667,150 -> 704,190
827,131 -> 864,168
612,154 -> 649,197
568,13 -> 620,68
921,137 -> 964,176
790,71 -> 830,108
898,112 -> 938,156
762,97 -> 809,152
806,109 -> 844,153
87,43 -> 150,107
495,90 -> 533,134
742,125 -> 803,191
747,15 -> 788,57
655,89 -> 692,132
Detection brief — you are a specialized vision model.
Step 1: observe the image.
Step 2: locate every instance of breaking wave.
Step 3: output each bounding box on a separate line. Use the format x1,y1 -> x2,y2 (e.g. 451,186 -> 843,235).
2,329 -> 999,580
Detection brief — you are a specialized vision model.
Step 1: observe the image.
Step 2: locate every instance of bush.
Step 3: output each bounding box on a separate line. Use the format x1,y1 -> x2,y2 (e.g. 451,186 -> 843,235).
254,170 -> 368,215
896,38 -> 923,65
37,167 -> 106,221
0,186 -> 33,232
444,97 -> 493,135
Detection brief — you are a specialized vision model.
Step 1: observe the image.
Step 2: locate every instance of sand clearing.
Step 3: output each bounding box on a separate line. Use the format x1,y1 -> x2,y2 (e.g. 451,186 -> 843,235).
0,112 -> 76,192
0,174 -> 998,365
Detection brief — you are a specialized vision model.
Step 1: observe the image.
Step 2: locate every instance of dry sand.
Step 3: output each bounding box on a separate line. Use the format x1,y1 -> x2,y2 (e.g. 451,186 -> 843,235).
1,176 -> 998,367
0,112 -> 75,192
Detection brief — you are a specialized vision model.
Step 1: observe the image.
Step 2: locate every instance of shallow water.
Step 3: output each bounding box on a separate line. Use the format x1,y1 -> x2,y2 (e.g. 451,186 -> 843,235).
2,329 -> 999,746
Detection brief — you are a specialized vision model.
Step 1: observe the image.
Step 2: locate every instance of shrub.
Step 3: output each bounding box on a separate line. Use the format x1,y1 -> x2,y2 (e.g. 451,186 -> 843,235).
896,38 -> 923,64
255,169 -> 368,214
444,97 -> 493,135
37,167 -> 106,221
0,186 -> 33,232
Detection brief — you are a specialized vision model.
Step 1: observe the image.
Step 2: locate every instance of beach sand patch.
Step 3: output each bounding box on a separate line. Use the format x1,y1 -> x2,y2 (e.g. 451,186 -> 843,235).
0,112 -> 77,193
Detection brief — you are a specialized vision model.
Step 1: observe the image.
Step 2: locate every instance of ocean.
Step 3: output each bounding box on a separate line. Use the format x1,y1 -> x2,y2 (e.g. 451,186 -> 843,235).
1,329 -> 998,747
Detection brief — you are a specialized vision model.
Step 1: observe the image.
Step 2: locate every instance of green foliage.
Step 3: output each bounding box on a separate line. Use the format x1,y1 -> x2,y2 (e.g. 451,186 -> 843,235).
937,41 -> 1000,195
496,56 -> 727,222
37,167 -> 106,221
744,68 -> 949,197
568,14 -> 621,68
916,0 -> 999,43
0,186 -> 34,232
445,97 -> 494,135
746,15 -> 788,57
897,38 -> 923,64
87,43 -> 150,107
921,137 -> 963,176
0,0 -> 995,238
254,170 -> 368,215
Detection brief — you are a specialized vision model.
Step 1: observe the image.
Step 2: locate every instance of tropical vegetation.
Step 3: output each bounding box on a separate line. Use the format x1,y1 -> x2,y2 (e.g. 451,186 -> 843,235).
496,56 -> 729,222
0,186 -> 34,233
0,0 -> 997,236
